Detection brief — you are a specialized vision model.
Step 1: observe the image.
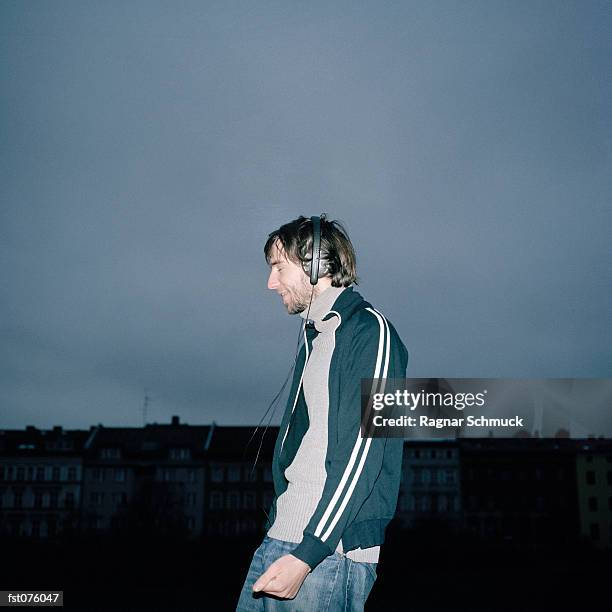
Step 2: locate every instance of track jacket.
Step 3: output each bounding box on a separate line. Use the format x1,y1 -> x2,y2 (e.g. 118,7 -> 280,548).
266,286 -> 409,570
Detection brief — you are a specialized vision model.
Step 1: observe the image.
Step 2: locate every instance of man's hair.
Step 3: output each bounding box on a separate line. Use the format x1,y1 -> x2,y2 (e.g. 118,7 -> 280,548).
264,215 -> 358,287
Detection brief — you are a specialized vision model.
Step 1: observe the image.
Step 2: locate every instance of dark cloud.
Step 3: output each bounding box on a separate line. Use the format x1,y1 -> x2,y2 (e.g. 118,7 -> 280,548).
1,1 -> 610,429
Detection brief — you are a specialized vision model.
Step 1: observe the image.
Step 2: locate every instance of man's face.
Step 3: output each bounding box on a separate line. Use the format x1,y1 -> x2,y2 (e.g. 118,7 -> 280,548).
267,240 -> 313,315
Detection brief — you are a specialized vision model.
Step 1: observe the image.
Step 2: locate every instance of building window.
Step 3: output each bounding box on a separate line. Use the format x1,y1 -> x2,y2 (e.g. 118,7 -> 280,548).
114,468 -> 126,482
422,469 -> 431,485
211,467 -> 224,483
100,448 -> 120,459
92,468 -> 104,482
586,471 -> 596,485
34,491 -> 43,508
228,466 -> 241,482
438,468 -> 455,484
589,523 -> 600,540
405,494 -> 416,512
65,492 -> 75,508
67,467 -> 77,481
437,494 -> 448,512
169,448 -> 191,461
36,466 -> 45,481
27,466 -> 34,481
16,466 -> 25,481
14,490 -> 23,508
244,467 -> 257,482
588,497 -> 598,512
90,492 -> 104,506
112,492 -> 127,506
243,491 -> 256,509
188,469 -> 196,483
263,467 -> 273,482
453,495 -> 461,512
419,494 -> 431,512
210,491 -> 223,510
52,467 -> 60,481
50,491 -> 59,508
227,491 -> 241,510
160,468 -> 175,482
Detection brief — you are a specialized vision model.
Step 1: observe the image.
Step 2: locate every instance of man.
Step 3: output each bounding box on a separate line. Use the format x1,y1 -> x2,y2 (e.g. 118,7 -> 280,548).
236,215 -> 408,611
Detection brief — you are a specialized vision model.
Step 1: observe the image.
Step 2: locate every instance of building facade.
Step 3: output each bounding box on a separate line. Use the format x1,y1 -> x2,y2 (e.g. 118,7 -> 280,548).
1,421 -> 610,550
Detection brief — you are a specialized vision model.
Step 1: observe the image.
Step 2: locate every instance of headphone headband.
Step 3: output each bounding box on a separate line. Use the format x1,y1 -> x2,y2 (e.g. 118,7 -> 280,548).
310,215 -> 321,285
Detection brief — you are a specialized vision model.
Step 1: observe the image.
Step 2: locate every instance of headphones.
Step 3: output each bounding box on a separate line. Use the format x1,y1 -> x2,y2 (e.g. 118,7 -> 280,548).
309,215 -> 322,285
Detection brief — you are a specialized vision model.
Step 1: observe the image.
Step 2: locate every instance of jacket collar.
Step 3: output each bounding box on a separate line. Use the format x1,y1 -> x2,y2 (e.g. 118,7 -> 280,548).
299,285 -> 368,331
300,285 -> 345,323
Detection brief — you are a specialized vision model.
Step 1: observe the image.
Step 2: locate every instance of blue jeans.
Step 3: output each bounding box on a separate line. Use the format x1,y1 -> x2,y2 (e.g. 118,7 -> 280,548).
236,536 -> 377,611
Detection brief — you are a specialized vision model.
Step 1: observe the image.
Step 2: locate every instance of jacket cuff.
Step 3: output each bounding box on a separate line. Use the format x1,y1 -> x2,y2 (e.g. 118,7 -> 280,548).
291,533 -> 334,570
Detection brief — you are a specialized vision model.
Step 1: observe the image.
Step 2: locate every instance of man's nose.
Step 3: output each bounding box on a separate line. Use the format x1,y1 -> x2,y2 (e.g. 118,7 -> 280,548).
268,270 -> 279,290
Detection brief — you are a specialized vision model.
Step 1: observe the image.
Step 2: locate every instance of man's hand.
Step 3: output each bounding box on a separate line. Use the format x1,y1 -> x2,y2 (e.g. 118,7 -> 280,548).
252,554 -> 311,599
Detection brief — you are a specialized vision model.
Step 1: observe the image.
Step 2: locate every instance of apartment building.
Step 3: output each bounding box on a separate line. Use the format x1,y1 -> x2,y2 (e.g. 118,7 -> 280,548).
576,437 -> 612,548
458,437 -> 580,547
204,424 -> 276,537
396,439 -> 462,530
0,426 -> 88,538
82,416 -> 211,536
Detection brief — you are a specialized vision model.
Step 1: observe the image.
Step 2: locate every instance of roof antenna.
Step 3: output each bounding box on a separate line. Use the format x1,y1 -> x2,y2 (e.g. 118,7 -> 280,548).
143,388 -> 153,426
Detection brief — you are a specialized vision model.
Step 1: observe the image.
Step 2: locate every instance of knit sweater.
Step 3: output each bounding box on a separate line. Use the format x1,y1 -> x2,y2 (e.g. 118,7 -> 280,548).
267,285 -> 380,562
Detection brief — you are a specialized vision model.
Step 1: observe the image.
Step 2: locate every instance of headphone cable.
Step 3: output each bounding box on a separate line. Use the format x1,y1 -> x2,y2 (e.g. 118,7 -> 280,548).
245,284 -> 316,527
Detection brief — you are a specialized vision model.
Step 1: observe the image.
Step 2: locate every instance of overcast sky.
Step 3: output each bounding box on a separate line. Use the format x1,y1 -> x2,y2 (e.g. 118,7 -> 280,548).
1,1 -> 610,431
